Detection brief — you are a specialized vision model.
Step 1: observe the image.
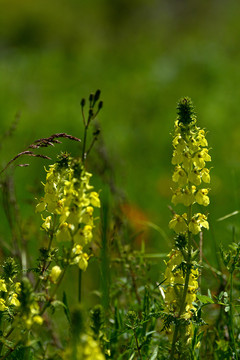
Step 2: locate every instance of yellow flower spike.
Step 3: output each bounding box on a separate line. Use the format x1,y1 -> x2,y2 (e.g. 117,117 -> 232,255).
195,189 -> 210,206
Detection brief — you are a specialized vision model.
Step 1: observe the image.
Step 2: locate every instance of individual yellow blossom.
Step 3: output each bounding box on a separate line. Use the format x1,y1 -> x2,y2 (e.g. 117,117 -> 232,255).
195,189 -> 210,206
196,129 -> 208,147
193,148 -> 211,169
188,169 -> 201,185
90,192 -> 101,208
56,222 -> 72,242
9,293 -> 20,307
49,266 -> 62,284
74,225 -> 93,245
188,218 -> 201,234
35,199 -> 46,212
80,206 -> 94,225
173,135 -> 186,152
172,150 -> 183,165
172,166 -> 188,186
41,215 -> 52,230
169,214 -> 188,233
33,315 -> 43,325
188,137 -> 199,152
189,213 -> 209,234
0,298 -> 7,311
0,279 -> 7,292
71,244 -> 89,271
78,253 -> 89,271
15,282 -> 21,294
171,188 -> 183,206
172,187 -> 196,207
182,152 -> 192,171
201,168 -> 210,183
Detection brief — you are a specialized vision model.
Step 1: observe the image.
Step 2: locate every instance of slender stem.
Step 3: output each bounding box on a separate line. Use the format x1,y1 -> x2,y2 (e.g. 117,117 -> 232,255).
0,340 -> 21,360
132,327 -> 143,360
34,216 -> 56,292
40,265 -> 68,315
81,125 -> 88,163
170,205 -> 193,359
229,271 -> 238,358
78,269 -> 82,303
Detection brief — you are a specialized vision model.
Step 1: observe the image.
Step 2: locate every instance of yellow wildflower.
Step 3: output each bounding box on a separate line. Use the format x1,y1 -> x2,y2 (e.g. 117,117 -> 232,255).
9,293 -> 20,307
0,279 -> 7,292
169,214 -> 188,233
49,266 -> 62,284
0,299 -> 7,311
195,189 -> 210,206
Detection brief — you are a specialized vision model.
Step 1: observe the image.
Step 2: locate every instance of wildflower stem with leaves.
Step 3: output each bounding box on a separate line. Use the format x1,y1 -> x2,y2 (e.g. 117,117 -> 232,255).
164,97 -> 211,358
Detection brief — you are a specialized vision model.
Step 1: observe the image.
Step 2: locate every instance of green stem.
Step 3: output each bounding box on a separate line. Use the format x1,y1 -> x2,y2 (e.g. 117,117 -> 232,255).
169,205 -> 192,359
0,340 -> 21,360
40,265 -> 68,315
229,271 -> 238,358
81,125 -> 88,163
132,327 -> 143,360
78,269 -> 82,303
34,215 -> 57,292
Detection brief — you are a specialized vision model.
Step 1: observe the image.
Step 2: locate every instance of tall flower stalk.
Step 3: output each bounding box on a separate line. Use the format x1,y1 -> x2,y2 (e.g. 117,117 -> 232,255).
165,98 -> 211,358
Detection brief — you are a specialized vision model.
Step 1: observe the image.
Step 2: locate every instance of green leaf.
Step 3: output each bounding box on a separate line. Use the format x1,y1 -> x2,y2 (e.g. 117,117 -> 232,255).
150,346 -> 159,360
217,210 -> 240,221
197,294 -> 214,304
62,291 -> 71,325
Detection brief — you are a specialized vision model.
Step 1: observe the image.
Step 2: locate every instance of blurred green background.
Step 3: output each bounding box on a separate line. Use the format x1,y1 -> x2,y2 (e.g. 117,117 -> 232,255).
1,0 -> 240,275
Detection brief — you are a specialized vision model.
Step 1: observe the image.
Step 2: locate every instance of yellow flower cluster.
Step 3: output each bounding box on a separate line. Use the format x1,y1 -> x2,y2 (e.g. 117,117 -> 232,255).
0,278 -> 21,311
63,334 -> 105,360
164,250 -> 198,319
169,103 -> 211,235
36,155 -> 100,270
23,302 -> 43,328
163,99 -> 210,346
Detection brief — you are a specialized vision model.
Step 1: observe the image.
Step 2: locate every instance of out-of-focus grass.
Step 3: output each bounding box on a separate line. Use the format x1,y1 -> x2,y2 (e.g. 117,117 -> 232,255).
1,0 -> 240,270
